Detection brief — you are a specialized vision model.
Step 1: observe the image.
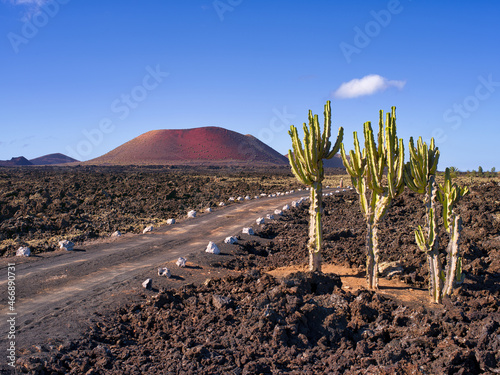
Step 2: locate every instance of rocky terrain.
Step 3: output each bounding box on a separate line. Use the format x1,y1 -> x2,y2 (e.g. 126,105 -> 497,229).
10,178 -> 499,375
0,166 -> 302,257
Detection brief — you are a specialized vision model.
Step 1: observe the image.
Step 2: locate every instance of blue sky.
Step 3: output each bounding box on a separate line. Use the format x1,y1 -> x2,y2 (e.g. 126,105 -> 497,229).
1,0 -> 499,171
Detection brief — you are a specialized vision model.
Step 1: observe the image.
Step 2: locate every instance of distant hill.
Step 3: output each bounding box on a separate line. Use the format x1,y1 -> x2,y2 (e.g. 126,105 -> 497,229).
323,154 -> 345,168
0,153 -> 78,167
86,127 -> 290,166
30,153 -> 79,165
0,156 -> 33,167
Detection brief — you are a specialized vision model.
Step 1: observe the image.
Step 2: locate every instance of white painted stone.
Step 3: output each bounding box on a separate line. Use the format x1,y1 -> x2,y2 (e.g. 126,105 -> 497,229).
266,214 -> 275,220
143,226 -> 153,234
224,236 -> 238,244
111,231 -> 122,237
256,217 -> 265,225
176,257 -> 187,267
205,207 -> 213,213
167,219 -> 175,225
205,241 -> 221,254
16,246 -> 31,257
59,239 -> 74,251
219,202 -> 225,206
242,227 -> 254,235
158,267 -> 171,277
282,204 -> 290,211
274,209 -> 283,216
142,278 -> 152,289
187,210 -> 197,218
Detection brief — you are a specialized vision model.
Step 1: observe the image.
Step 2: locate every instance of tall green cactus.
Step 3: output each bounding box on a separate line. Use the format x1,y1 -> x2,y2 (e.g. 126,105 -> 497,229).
288,100 -> 344,272
404,137 -> 442,302
405,138 -> 469,303
341,107 -> 404,289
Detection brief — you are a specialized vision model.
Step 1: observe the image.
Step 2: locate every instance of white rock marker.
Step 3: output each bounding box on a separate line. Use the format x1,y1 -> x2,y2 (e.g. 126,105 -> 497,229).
16,247 -> 31,257
176,257 -> 187,267
111,231 -> 122,237
242,227 -> 254,235
142,278 -> 152,289
219,202 -> 226,206
224,236 -> 238,244
167,219 -> 175,225
59,240 -> 74,251
143,226 -> 153,234
158,267 -> 171,278
205,207 -> 213,213
266,214 -> 275,220
256,217 -> 265,225
274,209 -> 283,216
187,210 -> 197,218
205,241 -> 221,254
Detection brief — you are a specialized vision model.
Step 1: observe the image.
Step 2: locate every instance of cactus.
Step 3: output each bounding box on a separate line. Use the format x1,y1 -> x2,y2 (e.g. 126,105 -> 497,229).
405,138 -> 469,303
341,107 -> 404,289
288,100 -> 344,272
404,137 -> 442,302
439,168 -> 469,296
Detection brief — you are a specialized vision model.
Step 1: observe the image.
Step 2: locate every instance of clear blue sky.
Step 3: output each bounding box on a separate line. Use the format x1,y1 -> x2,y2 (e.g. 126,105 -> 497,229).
1,0 -> 499,171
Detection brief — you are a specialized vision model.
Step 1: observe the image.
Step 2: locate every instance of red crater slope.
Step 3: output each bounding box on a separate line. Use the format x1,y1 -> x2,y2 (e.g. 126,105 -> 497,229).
86,127 -> 289,166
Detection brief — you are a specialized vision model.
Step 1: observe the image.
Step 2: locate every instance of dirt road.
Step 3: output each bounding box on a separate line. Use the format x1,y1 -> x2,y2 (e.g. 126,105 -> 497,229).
0,190 -> 313,355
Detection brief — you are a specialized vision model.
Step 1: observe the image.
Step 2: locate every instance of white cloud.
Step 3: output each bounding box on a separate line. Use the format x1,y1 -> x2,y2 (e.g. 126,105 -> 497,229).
333,74 -> 406,99
5,0 -> 47,5
3,0 -> 50,19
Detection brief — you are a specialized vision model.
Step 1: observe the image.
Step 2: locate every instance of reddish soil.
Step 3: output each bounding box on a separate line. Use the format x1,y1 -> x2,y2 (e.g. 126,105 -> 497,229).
86,127 -> 289,166
5,177 -> 500,374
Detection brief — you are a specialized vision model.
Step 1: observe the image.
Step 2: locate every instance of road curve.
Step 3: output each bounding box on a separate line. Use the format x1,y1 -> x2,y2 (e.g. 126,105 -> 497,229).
1,189 -> 328,352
